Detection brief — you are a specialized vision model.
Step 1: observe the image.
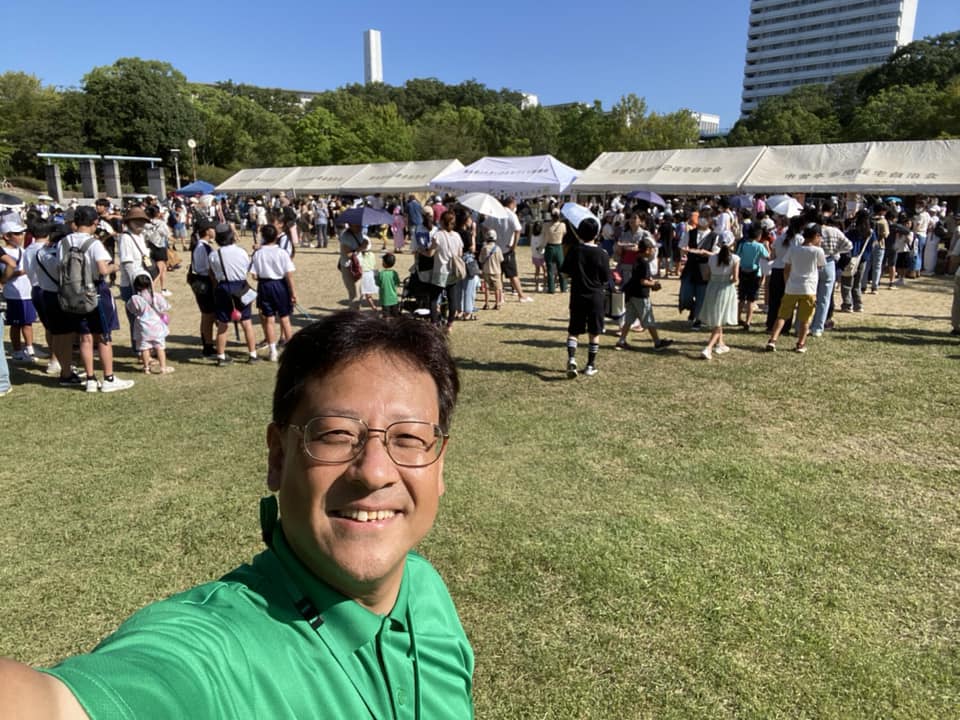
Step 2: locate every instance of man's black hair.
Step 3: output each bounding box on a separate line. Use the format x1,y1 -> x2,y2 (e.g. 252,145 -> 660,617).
575,217 -> 599,242
383,252 -> 396,268
273,311 -> 459,432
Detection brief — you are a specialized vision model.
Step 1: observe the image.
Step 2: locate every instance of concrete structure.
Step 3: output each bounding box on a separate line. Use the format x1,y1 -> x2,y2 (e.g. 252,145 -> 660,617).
741,0 -> 918,116
102,159 -> 123,200
364,29 -> 383,84
79,159 -> 98,199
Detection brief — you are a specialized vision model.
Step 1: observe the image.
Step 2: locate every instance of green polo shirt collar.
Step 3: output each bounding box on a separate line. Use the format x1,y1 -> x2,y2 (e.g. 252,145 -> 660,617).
268,522 -> 411,650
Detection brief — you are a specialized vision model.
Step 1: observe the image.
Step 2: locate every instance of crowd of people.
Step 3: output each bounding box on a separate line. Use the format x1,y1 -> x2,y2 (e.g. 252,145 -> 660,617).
2,188 -> 959,396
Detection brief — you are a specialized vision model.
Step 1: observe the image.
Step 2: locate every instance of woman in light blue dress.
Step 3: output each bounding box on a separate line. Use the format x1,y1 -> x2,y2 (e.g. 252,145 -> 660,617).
698,236 -> 740,360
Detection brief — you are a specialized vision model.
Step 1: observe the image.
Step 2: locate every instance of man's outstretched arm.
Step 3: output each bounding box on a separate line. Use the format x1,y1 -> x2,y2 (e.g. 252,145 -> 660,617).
0,658 -> 89,720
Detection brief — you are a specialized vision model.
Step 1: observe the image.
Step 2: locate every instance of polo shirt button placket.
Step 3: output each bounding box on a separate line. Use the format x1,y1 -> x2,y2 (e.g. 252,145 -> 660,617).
396,688 -> 407,706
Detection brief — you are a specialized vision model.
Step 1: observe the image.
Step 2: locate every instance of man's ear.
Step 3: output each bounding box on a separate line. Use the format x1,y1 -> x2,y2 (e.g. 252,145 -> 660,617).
266,423 -> 285,492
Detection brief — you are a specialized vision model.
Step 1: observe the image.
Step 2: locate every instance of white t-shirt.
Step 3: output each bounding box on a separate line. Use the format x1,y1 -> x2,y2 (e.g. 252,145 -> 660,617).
61,232 -> 110,282
2,246 -> 32,300
23,241 -> 46,287
117,231 -> 152,288
489,209 -> 522,252
770,233 -> 802,269
209,244 -> 251,283
783,245 -> 826,295
707,251 -> 740,279
250,244 -> 295,280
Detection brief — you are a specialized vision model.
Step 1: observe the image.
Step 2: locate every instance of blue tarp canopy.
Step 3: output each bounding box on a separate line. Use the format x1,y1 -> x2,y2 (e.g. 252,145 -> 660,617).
174,180 -> 215,195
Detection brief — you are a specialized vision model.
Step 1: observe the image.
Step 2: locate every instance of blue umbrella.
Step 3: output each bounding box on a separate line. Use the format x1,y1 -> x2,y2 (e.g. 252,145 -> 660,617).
626,189 -> 665,206
728,194 -> 753,210
337,206 -> 394,227
885,196 -> 903,203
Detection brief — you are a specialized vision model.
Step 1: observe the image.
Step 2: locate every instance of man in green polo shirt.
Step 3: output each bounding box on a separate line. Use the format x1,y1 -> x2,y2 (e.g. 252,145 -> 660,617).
0,311 -> 474,719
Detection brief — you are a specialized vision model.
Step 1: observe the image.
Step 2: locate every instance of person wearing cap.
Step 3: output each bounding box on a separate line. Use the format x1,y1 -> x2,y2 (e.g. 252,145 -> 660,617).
1,215 -> 42,363
189,219 -> 218,358
116,207 -> 156,353
208,223 -> 257,365
54,205 -> 135,392
0,311 -> 475,718
477,228 -> 504,310
766,223 -> 826,354
559,204 -> 609,377
615,238 -> 673,352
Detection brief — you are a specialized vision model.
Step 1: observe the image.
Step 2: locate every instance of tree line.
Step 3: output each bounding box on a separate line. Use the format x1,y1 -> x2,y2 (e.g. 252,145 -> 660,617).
0,30 -> 956,190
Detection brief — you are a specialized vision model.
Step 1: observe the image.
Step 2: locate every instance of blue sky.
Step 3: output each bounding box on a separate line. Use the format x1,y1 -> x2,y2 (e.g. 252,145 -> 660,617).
2,0 -> 956,129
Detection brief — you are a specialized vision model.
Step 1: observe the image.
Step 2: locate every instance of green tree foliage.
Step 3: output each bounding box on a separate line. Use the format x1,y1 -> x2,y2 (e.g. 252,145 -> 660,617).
605,94 -> 701,151
556,101 -> 612,169
848,83 -> 945,141
858,31 -> 960,97
82,58 -> 201,161
193,86 -> 295,168
519,105 -> 560,156
726,30 -> 960,147
0,72 -> 85,175
413,104 -> 487,163
214,81 -> 306,124
726,85 -> 841,146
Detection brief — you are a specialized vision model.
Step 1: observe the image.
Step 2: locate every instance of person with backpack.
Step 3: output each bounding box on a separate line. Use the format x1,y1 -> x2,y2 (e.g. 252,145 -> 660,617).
55,205 -> 134,392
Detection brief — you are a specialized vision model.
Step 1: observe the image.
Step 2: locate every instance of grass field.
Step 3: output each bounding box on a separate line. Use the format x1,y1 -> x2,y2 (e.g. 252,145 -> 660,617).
1,242 -> 958,718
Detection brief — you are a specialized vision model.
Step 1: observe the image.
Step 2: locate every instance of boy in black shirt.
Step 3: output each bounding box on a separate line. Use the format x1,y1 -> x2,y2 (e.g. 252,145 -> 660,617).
559,205 -> 609,377
616,239 -> 674,351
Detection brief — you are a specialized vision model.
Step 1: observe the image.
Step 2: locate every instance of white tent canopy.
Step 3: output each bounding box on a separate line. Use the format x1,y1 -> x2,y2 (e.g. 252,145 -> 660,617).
572,147 -> 766,194
284,164 -> 371,194
741,140 -> 960,194
429,155 -> 578,198
376,159 -> 463,193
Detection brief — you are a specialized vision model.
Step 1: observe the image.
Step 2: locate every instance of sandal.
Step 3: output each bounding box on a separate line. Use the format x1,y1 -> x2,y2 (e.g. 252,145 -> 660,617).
482,304 -> 489,311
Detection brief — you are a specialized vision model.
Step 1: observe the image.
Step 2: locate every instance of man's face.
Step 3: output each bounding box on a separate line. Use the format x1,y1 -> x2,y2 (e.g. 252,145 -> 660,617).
267,351 -> 446,611
629,215 -> 641,230
96,204 -> 109,217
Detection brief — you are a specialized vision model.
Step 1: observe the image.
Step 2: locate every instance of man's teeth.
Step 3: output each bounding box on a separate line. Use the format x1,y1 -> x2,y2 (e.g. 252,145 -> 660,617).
340,509 -> 396,522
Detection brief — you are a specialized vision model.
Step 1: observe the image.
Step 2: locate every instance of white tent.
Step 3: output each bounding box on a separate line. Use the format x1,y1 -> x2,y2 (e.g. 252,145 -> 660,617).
741,140 -> 960,194
572,147 -> 766,194
339,162 -> 407,195
375,159 -> 463,194
429,155 -> 578,198
740,143 -> 873,194
283,164 -> 371,195
215,167 -> 299,194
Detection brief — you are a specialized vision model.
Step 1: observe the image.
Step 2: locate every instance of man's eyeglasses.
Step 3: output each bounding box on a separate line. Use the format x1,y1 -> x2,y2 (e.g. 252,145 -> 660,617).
288,416 -> 448,468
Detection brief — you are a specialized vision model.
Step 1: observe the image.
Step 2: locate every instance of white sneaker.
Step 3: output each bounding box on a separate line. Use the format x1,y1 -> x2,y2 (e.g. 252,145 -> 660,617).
701,347 -> 713,360
519,296 -> 534,303
100,376 -> 134,393
268,349 -> 279,362
714,344 -> 731,355
161,289 -> 172,296
85,378 -> 101,393
566,358 -> 578,378
584,365 -> 598,377
46,359 -> 62,376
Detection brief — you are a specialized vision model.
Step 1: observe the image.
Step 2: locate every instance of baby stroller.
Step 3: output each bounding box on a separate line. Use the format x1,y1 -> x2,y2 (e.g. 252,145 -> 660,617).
401,271 -> 433,319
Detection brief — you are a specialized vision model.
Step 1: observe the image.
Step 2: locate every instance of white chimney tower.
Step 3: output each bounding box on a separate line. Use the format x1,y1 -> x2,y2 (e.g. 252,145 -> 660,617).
364,29 -> 383,84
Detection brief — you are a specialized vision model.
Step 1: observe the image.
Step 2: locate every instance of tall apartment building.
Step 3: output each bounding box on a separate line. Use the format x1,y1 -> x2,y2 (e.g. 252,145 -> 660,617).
741,0 -> 918,116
